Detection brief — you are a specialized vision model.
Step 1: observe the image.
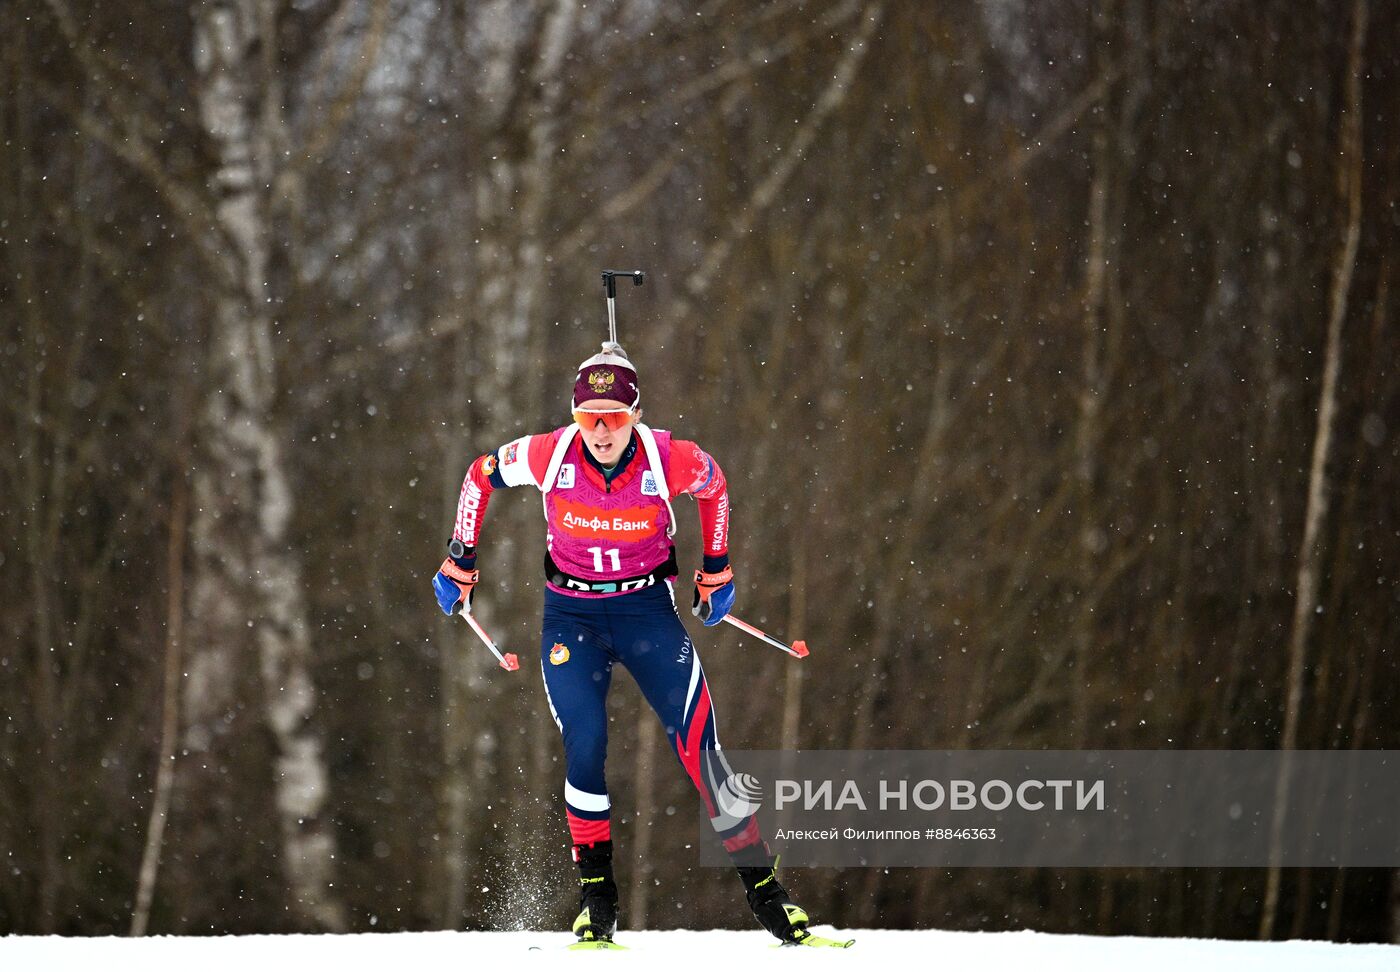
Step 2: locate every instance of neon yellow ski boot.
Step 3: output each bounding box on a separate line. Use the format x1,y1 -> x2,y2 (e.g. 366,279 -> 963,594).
568,840 -> 624,951
738,857 -> 854,949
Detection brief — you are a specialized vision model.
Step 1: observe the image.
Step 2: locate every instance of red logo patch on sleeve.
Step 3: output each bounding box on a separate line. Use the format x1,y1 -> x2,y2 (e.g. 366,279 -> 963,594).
688,454 -> 715,494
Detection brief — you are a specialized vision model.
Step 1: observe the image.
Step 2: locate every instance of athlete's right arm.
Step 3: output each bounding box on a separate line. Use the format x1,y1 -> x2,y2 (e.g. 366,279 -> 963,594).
449,453 -> 502,559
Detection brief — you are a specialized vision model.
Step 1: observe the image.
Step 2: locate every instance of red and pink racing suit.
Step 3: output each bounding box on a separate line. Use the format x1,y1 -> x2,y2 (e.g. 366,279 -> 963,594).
454,425 -> 729,587
448,425 -> 765,862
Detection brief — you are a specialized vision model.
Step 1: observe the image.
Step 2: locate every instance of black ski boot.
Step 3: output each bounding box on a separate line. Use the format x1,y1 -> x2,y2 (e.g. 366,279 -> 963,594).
571,840 -> 620,948
737,855 -> 812,945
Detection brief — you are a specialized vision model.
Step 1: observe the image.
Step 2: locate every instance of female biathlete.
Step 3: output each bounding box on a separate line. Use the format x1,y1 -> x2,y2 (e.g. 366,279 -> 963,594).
432,345 -> 823,947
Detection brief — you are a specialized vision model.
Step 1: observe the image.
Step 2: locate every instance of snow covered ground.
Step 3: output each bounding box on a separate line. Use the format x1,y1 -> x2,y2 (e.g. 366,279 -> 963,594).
4,928 -> 1398,971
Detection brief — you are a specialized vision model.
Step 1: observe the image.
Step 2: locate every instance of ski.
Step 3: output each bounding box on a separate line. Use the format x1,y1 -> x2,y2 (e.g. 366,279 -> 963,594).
529,932 -> 851,951
528,939 -> 630,952
775,931 -> 857,949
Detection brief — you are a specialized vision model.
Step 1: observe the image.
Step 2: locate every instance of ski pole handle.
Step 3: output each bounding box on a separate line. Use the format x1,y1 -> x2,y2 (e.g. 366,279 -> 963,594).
721,613 -> 809,658
458,605 -> 520,671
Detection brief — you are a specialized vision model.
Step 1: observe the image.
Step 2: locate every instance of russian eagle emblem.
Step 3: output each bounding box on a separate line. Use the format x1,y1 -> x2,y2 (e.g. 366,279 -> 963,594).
588,369 -> 616,395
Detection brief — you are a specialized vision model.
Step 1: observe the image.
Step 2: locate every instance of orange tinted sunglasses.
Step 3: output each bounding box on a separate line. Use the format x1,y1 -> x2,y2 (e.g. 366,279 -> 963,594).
572,406 -> 637,432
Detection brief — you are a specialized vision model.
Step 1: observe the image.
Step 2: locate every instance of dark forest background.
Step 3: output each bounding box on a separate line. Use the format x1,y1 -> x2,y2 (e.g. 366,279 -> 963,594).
2,0 -> 1399,943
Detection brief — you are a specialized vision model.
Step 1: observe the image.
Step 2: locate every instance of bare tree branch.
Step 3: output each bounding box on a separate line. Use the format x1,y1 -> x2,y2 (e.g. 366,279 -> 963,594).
1261,0 -> 1368,940
32,80 -> 235,293
678,1 -> 885,307
295,0 -> 391,172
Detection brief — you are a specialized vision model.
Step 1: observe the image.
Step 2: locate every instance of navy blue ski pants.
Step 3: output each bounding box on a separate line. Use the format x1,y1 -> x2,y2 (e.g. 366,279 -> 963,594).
539,582 -> 762,858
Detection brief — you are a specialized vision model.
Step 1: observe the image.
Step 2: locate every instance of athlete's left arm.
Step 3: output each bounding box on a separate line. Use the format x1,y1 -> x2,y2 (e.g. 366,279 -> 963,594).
667,439 -> 730,572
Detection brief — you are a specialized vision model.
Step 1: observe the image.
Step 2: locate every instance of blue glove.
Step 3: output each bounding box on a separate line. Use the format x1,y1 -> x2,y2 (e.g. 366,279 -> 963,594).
433,557 -> 478,616
691,567 -> 735,626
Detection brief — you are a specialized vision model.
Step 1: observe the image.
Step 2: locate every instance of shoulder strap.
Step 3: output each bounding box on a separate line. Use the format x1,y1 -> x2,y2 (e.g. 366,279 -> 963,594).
635,423 -> 677,538
539,426 -> 579,524
540,426 -> 579,493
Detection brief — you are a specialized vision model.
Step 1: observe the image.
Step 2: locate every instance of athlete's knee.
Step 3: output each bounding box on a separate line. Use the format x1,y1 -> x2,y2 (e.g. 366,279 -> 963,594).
561,720 -> 607,769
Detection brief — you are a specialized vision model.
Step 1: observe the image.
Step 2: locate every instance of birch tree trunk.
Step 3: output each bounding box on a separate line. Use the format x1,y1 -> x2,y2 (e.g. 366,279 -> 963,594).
438,0 -> 580,927
185,0 -> 347,932
1260,0 -> 1367,939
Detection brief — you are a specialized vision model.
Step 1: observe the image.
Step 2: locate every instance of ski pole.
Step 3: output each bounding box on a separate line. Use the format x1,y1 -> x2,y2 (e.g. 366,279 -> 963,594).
458,605 -> 520,671
600,269 -> 645,348
721,613 -> 809,658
